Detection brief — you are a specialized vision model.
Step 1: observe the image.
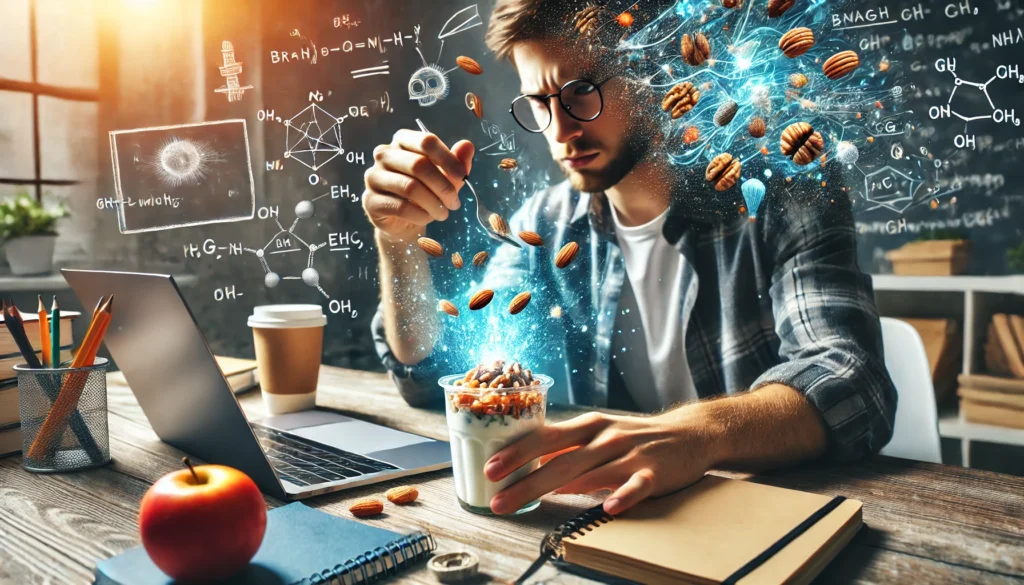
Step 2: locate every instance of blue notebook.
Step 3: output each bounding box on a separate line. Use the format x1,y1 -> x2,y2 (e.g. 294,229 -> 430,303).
94,503 -> 435,585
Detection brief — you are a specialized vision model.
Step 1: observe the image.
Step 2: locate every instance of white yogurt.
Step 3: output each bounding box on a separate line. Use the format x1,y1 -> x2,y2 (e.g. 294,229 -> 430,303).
445,408 -> 545,509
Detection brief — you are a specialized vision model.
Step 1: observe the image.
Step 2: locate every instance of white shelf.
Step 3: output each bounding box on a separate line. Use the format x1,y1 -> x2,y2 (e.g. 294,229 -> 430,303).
871,275 -> 1024,295
0,273 -> 198,291
939,414 -> 1024,447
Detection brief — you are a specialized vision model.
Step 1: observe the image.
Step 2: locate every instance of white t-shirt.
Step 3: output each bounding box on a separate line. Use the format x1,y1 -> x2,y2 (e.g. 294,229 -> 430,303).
609,205 -> 697,411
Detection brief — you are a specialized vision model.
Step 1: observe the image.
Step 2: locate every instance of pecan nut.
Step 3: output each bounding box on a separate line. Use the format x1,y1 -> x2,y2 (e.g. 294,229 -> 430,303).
823,50 -> 860,80
767,0 -> 796,18
705,153 -> 742,191
780,122 -> 825,166
779,27 -> 814,58
680,33 -> 711,66
661,82 -> 701,119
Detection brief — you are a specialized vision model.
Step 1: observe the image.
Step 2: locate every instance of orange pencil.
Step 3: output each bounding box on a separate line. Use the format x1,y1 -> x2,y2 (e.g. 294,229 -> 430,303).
72,296 -> 105,366
27,296 -> 114,459
37,295 -> 51,368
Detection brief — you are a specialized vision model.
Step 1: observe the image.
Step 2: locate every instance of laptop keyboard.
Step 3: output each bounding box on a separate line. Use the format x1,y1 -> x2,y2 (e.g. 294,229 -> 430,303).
251,424 -> 399,487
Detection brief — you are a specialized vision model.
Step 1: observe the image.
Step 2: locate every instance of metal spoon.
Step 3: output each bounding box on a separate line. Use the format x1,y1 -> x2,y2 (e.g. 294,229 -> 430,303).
415,119 -> 522,249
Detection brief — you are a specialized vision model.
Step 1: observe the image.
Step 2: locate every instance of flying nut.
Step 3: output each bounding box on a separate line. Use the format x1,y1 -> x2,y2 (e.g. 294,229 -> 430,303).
488,213 -> 510,236
767,0 -> 796,18
723,0 -> 740,7
439,300 -> 460,317
518,231 -> 544,247
451,252 -> 464,269
574,5 -> 604,36
789,73 -> 808,88
662,82 -> 701,119
465,92 -> 483,118
823,51 -> 860,80
499,158 -> 518,170
472,251 -> 489,267
714,100 -> 739,127
417,237 -> 443,257
554,242 -> 580,269
705,153 -> 742,192
779,27 -> 814,57
748,117 -> 767,138
780,122 -> 825,166
469,289 -> 494,311
456,56 -> 483,75
680,33 -> 711,66
508,292 -> 532,315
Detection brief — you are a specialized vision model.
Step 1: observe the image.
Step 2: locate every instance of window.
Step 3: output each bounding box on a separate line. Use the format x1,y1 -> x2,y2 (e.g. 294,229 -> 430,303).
0,0 -> 99,202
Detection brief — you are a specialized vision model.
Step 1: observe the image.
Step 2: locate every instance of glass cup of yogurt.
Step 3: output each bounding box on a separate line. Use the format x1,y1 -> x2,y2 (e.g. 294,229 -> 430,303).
439,362 -> 552,515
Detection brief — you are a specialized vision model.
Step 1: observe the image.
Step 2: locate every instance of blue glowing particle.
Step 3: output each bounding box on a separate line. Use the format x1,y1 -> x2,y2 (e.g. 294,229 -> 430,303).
764,169 -> 773,178
741,178 -> 767,218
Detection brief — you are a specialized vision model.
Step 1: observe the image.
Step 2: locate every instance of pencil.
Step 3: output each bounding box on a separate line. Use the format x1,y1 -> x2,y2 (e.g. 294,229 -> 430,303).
73,296 -> 106,366
4,300 -> 104,462
27,296 -> 114,460
50,296 -> 60,369
38,295 -> 51,368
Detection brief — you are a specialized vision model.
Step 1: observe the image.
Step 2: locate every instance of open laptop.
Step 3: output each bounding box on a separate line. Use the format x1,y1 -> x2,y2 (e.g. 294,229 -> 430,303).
63,269 -> 452,500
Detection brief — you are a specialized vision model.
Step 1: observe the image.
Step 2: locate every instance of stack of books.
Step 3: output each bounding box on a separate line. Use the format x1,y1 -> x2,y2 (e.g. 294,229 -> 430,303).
0,311 -> 78,457
960,313 -> 1024,429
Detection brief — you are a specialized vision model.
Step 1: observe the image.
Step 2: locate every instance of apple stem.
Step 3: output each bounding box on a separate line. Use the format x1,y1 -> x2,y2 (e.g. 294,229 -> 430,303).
182,457 -> 201,484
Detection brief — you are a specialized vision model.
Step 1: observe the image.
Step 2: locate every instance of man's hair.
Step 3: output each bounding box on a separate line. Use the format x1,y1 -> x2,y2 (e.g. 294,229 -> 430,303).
485,0 -> 584,61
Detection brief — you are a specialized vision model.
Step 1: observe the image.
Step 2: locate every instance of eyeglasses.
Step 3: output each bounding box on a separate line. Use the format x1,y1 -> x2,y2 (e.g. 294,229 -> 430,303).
509,78 -> 615,133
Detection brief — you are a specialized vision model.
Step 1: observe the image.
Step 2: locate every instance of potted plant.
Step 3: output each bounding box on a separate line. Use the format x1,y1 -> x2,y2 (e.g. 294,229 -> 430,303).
885,228 -> 971,276
0,193 -> 69,275
1009,242 -> 1024,273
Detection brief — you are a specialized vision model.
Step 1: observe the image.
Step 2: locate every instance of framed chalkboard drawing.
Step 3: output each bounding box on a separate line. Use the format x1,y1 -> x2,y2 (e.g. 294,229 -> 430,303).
109,119 -> 256,234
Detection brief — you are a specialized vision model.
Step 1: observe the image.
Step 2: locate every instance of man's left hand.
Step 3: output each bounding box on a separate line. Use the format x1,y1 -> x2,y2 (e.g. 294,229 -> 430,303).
484,409 -> 720,515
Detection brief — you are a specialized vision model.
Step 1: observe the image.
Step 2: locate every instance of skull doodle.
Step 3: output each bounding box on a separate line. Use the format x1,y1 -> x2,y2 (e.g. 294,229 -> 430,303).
408,65 -> 450,107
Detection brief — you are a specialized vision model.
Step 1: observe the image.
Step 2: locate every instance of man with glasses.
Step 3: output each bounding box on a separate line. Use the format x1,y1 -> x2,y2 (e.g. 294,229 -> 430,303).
363,0 -> 896,517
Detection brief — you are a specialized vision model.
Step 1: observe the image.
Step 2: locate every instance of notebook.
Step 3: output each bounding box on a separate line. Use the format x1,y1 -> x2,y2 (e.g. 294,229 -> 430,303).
215,355 -> 260,394
540,476 -> 862,585
94,502 -> 436,585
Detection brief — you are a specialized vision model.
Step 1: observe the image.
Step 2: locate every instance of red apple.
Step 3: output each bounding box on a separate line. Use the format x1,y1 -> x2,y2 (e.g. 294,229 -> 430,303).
139,457 -> 267,583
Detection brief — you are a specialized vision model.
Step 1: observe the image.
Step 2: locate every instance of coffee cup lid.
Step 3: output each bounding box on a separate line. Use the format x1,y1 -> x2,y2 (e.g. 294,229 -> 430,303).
248,304 -> 327,329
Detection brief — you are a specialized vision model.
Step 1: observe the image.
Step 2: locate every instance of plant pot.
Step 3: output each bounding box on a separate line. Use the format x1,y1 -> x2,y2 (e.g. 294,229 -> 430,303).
885,239 -> 971,276
3,235 -> 57,275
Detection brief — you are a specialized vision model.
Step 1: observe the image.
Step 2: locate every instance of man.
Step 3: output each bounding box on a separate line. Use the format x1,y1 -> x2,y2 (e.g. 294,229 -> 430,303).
363,0 -> 897,516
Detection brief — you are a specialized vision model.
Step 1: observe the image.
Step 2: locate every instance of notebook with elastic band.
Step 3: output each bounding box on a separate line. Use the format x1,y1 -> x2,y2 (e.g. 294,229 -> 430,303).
517,475 -> 862,585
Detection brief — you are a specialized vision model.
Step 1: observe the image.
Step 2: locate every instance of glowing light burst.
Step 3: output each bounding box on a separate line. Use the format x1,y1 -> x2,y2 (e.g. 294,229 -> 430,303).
149,137 -> 224,187
613,0 -> 939,210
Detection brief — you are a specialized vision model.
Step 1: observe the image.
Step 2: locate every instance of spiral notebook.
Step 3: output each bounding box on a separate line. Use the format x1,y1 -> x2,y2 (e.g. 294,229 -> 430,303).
527,476 -> 862,585
94,503 -> 435,585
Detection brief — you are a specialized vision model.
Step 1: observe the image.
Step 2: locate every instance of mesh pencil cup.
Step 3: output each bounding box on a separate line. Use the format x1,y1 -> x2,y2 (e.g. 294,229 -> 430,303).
16,358 -> 111,472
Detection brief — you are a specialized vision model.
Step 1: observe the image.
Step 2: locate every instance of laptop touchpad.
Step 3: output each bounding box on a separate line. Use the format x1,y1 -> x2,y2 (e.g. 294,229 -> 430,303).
257,410 -> 433,455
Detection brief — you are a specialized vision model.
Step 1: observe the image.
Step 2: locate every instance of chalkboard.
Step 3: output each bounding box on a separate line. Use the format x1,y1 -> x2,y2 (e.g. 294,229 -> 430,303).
840,0 -> 1024,274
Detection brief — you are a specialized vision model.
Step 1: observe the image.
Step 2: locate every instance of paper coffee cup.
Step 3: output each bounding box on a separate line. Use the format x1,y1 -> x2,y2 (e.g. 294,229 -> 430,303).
248,304 -> 326,415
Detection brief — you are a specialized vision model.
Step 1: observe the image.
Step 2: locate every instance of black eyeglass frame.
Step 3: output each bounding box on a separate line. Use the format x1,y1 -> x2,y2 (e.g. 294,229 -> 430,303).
509,77 -> 617,133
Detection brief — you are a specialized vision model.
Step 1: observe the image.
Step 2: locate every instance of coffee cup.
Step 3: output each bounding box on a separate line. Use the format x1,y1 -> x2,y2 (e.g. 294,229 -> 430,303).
247,304 -> 326,414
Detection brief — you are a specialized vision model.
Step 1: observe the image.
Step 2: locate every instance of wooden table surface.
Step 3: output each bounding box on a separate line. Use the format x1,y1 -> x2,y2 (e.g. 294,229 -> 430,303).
2,365 -> 1023,584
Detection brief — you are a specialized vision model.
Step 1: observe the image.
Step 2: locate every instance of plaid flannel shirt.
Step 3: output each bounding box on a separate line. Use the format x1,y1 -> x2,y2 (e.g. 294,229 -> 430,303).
372,164 -> 897,461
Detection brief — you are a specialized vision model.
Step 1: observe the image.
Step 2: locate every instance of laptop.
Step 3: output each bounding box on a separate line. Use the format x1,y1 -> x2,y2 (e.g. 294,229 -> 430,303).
63,269 -> 452,500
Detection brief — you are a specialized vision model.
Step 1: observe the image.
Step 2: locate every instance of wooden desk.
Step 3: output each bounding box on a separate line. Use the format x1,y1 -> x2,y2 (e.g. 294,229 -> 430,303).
1,366 -> 1022,584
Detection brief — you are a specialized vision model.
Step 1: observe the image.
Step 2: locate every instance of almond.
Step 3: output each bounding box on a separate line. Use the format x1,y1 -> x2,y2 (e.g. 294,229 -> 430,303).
499,158 -> 518,170
472,251 -> 489,267
417,237 -> 443,257
509,292 -> 532,315
456,55 -> 483,75
451,252 -> 464,269
554,242 -> 580,269
469,289 -> 494,311
385,486 -> 419,505
518,231 -> 544,247
439,300 -> 460,317
349,499 -> 384,517
465,92 -> 483,118
488,213 -> 510,236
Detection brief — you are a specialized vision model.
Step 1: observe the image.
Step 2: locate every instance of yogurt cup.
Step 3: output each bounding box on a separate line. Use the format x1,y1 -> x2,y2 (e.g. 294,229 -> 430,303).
440,373 -> 552,515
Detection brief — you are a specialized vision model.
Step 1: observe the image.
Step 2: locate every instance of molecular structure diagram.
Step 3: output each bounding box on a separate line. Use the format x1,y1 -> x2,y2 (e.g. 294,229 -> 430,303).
928,58 -> 1023,149
284,103 -> 345,172
243,198 -> 329,299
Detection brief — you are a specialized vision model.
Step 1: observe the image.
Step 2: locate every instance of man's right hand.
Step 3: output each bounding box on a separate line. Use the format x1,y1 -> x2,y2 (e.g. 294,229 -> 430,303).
363,129 -> 475,242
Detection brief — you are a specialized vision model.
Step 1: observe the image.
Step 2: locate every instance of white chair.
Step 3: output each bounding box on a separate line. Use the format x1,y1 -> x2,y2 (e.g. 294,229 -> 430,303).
878,317 -> 943,463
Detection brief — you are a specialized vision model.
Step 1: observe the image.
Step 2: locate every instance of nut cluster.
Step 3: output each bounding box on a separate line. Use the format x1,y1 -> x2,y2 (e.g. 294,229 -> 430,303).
714,100 -> 739,127
748,117 -> 767,138
662,82 -> 701,119
456,56 -> 483,75
680,33 -> 711,66
705,153 -> 742,191
823,50 -> 860,80
767,0 -> 796,18
779,27 -> 814,58
499,158 -> 518,170
780,122 -> 825,166
454,360 -> 541,390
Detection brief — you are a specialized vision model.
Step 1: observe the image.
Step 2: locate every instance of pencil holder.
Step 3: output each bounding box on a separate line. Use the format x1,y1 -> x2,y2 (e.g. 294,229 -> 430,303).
16,358 -> 111,472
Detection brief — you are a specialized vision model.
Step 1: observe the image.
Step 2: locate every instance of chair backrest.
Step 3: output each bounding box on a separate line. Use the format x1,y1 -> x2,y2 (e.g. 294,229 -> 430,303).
878,317 -> 943,463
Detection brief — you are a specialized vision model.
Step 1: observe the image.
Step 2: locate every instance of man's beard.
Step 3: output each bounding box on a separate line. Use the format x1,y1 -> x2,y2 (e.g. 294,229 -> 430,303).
557,135 -> 649,193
